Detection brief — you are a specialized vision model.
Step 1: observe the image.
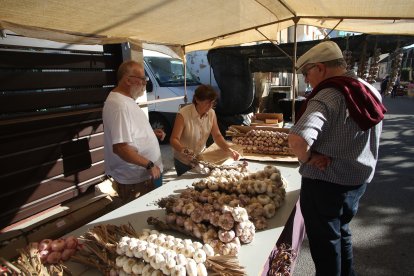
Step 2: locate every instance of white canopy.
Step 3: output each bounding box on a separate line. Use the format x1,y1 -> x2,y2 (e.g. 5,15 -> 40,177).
1,0 -> 414,55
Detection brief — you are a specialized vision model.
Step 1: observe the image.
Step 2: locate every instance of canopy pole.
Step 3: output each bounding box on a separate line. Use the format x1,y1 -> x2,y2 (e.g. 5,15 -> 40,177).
255,28 -> 293,62
291,17 -> 299,123
182,46 -> 188,104
324,19 -> 343,40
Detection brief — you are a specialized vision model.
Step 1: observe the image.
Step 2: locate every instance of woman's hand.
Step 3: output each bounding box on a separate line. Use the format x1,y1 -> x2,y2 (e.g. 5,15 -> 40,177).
181,147 -> 196,162
227,148 -> 240,161
153,128 -> 166,141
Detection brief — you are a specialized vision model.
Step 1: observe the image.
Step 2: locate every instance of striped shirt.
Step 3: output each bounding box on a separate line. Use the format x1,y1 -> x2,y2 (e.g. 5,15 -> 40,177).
290,71 -> 383,185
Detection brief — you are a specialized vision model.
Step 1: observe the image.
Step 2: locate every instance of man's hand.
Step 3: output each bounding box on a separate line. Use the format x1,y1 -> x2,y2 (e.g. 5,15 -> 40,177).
308,152 -> 331,171
148,165 -> 161,179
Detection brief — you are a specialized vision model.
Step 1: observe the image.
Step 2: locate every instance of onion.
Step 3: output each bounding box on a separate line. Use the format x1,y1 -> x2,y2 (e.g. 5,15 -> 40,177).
47,251 -> 62,264
39,250 -> 49,263
51,239 -> 66,252
65,236 -> 78,249
61,248 -> 76,261
38,239 -> 53,251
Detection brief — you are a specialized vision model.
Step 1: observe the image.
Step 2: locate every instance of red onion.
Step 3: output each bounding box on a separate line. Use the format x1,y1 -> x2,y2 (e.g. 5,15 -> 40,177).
39,250 -> 49,263
50,239 -> 66,252
61,248 -> 76,261
38,239 -> 53,251
46,251 -> 62,264
65,236 -> 78,249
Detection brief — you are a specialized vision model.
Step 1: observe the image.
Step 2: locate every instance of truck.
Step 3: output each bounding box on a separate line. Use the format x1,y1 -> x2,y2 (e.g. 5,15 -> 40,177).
143,50 -> 201,143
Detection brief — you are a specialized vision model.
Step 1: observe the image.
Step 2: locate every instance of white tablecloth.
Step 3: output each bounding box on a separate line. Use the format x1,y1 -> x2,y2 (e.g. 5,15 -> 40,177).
66,161 -> 301,276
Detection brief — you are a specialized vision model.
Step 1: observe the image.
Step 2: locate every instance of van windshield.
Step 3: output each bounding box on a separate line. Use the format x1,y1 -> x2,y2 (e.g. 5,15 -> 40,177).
144,56 -> 200,87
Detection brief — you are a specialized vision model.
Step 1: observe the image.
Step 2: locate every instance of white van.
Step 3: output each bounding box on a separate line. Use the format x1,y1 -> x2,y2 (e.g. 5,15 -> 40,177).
143,50 -> 201,142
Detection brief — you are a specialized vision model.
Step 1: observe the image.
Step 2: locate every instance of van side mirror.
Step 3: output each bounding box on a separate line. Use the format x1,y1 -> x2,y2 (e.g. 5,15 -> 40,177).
146,79 -> 153,93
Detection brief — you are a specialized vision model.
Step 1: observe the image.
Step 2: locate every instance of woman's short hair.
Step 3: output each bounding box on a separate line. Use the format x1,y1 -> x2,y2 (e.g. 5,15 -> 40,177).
193,84 -> 218,104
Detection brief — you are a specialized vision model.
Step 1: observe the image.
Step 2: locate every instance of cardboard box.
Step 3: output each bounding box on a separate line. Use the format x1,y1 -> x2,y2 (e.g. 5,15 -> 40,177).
251,113 -> 284,127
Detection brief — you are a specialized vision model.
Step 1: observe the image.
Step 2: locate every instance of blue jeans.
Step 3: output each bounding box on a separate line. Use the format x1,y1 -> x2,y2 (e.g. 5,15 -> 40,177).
174,158 -> 192,176
300,177 -> 367,276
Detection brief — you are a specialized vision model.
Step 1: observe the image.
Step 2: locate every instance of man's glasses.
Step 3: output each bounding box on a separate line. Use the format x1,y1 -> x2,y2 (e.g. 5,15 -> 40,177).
129,75 -> 149,81
302,64 -> 317,78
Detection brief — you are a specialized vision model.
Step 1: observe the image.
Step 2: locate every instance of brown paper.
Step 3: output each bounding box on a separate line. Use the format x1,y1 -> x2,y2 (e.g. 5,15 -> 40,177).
200,142 -> 298,164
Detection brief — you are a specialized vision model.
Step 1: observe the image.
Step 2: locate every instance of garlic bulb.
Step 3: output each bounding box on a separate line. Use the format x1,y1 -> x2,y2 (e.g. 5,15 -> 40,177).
132,262 -> 145,274
175,253 -> 187,266
116,255 -> 128,268
235,221 -> 256,243
122,258 -> 136,274
185,259 -> 197,276
170,265 -> 186,276
150,253 -> 165,270
197,263 -> 208,276
193,249 -> 207,263
141,264 -> 153,275
183,245 -> 195,258
192,241 -> 203,250
218,229 -> 236,243
229,206 -> 249,222
151,270 -> 163,276
202,243 -> 215,257
160,265 -> 171,275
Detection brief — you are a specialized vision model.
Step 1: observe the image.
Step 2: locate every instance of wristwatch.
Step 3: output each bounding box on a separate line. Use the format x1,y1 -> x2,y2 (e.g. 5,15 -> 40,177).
145,161 -> 154,170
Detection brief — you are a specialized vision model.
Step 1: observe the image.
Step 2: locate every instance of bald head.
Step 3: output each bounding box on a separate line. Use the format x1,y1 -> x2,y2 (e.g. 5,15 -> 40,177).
117,60 -> 144,83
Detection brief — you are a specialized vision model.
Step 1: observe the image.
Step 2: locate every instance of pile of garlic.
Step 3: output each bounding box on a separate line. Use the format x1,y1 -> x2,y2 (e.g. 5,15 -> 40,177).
195,160 -> 248,175
114,230 -> 211,276
231,129 -> 292,155
158,190 -> 255,256
192,165 -> 286,230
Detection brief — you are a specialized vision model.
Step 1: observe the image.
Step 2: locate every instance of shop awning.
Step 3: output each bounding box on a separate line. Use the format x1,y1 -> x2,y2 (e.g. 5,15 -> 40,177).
1,0 -> 414,55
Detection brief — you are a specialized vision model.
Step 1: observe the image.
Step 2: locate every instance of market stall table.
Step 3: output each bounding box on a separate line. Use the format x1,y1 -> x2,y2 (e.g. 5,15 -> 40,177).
65,161 -> 303,275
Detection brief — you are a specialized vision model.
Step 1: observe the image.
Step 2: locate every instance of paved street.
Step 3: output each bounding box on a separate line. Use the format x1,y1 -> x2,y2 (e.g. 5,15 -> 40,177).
294,95 -> 414,276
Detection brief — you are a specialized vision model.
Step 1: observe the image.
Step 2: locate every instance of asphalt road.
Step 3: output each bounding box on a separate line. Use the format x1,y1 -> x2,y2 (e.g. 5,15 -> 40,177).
293,95 -> 414,276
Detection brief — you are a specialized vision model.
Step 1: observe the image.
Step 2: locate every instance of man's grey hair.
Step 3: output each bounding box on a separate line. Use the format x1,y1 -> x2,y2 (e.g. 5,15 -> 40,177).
117,60 -> 143,82
322,58 -> 347,69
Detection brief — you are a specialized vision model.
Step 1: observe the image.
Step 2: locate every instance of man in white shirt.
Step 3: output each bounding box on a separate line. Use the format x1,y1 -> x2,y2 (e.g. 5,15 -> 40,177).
103,60 -> 164,202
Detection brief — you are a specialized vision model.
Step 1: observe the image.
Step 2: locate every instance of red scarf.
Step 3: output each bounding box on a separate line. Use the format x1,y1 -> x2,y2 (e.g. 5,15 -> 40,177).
296,76 -> 387,130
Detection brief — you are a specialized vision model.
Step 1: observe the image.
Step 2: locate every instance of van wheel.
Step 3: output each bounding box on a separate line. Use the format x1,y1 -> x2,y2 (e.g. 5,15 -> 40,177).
149,113 -> 171,144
